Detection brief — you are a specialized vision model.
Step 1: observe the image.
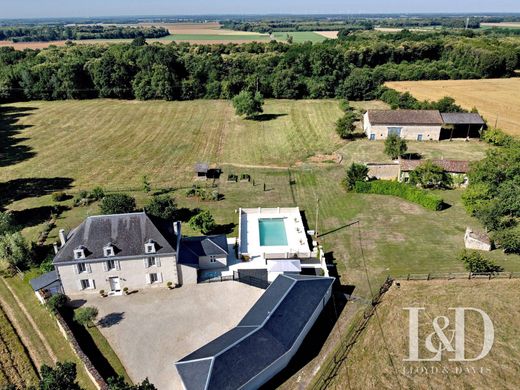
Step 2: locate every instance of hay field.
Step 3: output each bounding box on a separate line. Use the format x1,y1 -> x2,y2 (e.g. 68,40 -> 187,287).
0,99 -> 343,188
329,279 -> 520,390
481,22 -> 520,29
386,79 -> 520,137
314,31 -> 339,39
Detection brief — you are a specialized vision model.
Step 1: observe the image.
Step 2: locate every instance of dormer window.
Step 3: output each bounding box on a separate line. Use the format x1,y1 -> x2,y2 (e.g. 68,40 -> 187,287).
103,244 -> 115,257
74,246 -> 86,260
145,240 -> 156,254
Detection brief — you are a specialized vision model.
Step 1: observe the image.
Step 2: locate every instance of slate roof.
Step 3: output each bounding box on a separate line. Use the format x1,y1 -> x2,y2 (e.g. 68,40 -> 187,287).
53,212 -> 176,264
195,162 -> 209,173
179,235 -> 228,266
176,274 -> 334,390
29,270 -> 62,291
400,159 -> 471,173
367,110 -> 444,126
441,112 -> 485,125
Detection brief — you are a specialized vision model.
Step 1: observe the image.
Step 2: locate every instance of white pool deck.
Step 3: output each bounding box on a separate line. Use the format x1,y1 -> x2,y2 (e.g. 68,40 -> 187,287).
238,207 -> 312,260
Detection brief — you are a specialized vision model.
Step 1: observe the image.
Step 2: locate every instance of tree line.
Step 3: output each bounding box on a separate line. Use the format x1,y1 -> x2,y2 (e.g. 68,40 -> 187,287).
0,25 -> 169,42
0,30 -> 518,102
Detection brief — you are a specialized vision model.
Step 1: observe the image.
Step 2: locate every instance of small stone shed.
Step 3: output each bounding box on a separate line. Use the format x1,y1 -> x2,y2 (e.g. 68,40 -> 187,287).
464,227 -> 492,251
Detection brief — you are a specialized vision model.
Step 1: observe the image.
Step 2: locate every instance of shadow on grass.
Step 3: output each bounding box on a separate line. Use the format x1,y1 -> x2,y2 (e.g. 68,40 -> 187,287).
175,207 -> 201,222
401,152 -> 422,160
0,177 -> 74,209
248,113 -> 287,121
0,106 -> 38,168
12,205 -> 70,229
61,308 -> 120,381
210,223 -> 236,235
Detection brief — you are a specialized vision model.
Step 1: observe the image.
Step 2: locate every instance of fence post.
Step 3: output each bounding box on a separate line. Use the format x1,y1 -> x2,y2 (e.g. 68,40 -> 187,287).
469,272 -> 472,279
407,273 -> 410,281
427,273 -> 430,281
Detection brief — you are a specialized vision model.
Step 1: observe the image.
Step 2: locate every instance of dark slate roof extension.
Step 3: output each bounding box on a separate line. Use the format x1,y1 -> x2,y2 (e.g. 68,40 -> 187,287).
175,274 -> 334,390
179,235 -> 228,266
29,270 -> 62,291
53,212 -> 176,264
368,109 -> 444,126
441,112 -> 485,125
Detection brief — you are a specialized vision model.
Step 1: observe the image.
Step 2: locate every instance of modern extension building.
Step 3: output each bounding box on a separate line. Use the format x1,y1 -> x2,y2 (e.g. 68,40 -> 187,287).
364,109 -> 485,141
175,274 -> 335,390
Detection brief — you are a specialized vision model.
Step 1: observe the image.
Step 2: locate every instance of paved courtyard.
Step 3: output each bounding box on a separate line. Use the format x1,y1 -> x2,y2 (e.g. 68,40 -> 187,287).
85,282 -> 264,390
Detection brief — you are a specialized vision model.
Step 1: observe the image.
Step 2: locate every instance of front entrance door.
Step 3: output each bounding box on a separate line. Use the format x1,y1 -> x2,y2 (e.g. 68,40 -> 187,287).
109,277 -> 121,293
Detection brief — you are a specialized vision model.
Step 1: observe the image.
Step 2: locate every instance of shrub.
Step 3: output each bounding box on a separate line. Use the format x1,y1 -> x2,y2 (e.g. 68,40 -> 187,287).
384,134 -> 407,160
145,195 -> 177,220
189,210 -> 216,234
89,187 -> 105,201
123,287 -> 129,295
338,99 -> 352,112
74,306 -> 99,327
51,192 -> 68,202
494,226 -> 520,254
100,194 -> 136,215
0,211 -> 15,236
40,362 -> 81,390
0,232 -> 31,270
232,90 -> 264,118
335,112 -> 358,139
344,163 -> 369,190
353,180 -> 444,211
482,128 -> 513,147
459,250 -> 503,273
408,160 -> 453,189
46,293 -> 68,313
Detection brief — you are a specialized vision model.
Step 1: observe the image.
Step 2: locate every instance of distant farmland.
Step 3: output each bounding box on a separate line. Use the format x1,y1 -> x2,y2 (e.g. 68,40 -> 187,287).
386,79 -> 520,137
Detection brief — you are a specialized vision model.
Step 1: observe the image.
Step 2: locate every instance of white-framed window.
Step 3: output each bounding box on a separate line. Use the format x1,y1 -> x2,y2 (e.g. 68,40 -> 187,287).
104,246 -> 115,257
107,260 -> 116,271
145,241 -> 156,254
209,256 -> 217,263
74,248 -> 86,259
150,273 -> 158,283
147,257 -> 156,267
77,263 -> 87,273
80,279 -> 91,290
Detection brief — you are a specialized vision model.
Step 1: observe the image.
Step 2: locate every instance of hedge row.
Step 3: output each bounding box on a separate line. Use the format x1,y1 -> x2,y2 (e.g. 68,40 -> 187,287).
353,180 -> 444,211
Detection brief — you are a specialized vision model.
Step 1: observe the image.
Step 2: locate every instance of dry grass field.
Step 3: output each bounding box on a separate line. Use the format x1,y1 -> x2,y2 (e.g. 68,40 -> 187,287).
329,279 -> 520,390
481,22 -> 520,29
386,79 -> 520,137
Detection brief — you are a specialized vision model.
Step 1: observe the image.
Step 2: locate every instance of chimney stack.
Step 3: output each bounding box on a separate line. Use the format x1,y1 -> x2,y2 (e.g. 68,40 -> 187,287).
173,221 -> 182,239
53,242 -> 59,254
59,229 -> 67,247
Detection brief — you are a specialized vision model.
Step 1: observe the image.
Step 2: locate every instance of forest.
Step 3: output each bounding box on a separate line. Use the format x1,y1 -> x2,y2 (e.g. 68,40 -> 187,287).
0,25 -> 169,42
0,30 -> 518,102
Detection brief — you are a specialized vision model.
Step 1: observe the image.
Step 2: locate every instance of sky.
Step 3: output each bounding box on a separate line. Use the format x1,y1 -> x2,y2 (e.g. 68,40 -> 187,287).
1,0 -> 520,19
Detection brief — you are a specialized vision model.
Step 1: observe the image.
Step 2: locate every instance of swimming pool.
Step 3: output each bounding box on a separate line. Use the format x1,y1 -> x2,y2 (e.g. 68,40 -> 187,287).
259,218 -> 288,246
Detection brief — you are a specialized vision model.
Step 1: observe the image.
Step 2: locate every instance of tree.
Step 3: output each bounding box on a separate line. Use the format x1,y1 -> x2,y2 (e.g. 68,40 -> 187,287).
384,134 -> 408,160
74,306 -> 99,328
39,362 -> 81,390
108,376 -> 157,390
0,232 -> 31,270
344,163 -> 369,190
46,293 -> 68,314
232,90 -> 264,118
335,112 -> 358,139
408,161 -> 453,189
494,227 -> 520,254
0,211 -> 15,236
100,194 -> 136,215
189,210 -> 216,234
459,250 -> 503,273
145,195 -> 177,220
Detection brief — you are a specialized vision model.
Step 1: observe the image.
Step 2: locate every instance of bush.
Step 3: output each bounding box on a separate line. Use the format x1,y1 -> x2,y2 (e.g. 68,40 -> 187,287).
0,232 -> 31,270
494,226 -> 520,254
459,250 -> 503,273
335,112 -> 358,139
408,160 -> 453,189
100,194 -> 136,215
46,293 -> 68,313
145,195 -> 177,220
189,210 -> 216,234
0,211 -> 15,236
90,187 -> 105,201
232,90 -> 264,118
344,163 -> 369,190
74,306 -> 99,327
353,180 -> 444,211
51,192 -> 68,202
482,128 -> 513,147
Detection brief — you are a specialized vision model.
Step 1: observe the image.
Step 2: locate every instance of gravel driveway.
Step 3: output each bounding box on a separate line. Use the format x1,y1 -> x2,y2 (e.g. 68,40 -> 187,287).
85,282 -> 264,389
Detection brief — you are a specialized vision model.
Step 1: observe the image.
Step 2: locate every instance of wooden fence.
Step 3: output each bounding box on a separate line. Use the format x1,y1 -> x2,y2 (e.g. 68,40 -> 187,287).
310,277 -> 394,390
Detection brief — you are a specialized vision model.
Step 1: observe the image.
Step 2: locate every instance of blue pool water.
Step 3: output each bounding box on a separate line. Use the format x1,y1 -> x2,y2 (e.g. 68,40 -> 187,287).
259,218 -> 288,246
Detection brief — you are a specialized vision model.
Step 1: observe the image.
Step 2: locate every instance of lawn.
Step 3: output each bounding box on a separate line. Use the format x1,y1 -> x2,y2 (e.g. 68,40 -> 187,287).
0,301 -> 38,388
326,279 -> 520,389
386,78 -> 520,137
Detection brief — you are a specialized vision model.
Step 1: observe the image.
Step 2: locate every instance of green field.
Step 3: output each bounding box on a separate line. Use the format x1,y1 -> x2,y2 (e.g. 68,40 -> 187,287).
158,34 -> 270,41
273,31 -> 329,43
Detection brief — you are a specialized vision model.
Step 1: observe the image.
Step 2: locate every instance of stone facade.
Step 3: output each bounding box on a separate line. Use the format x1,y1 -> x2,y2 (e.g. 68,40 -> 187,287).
363,111 -> 443,141
464,227 -> 492,251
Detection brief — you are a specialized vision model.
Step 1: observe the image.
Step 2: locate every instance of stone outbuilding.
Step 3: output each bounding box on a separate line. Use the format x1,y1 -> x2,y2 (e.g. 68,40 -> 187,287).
464,227 -> 492,251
